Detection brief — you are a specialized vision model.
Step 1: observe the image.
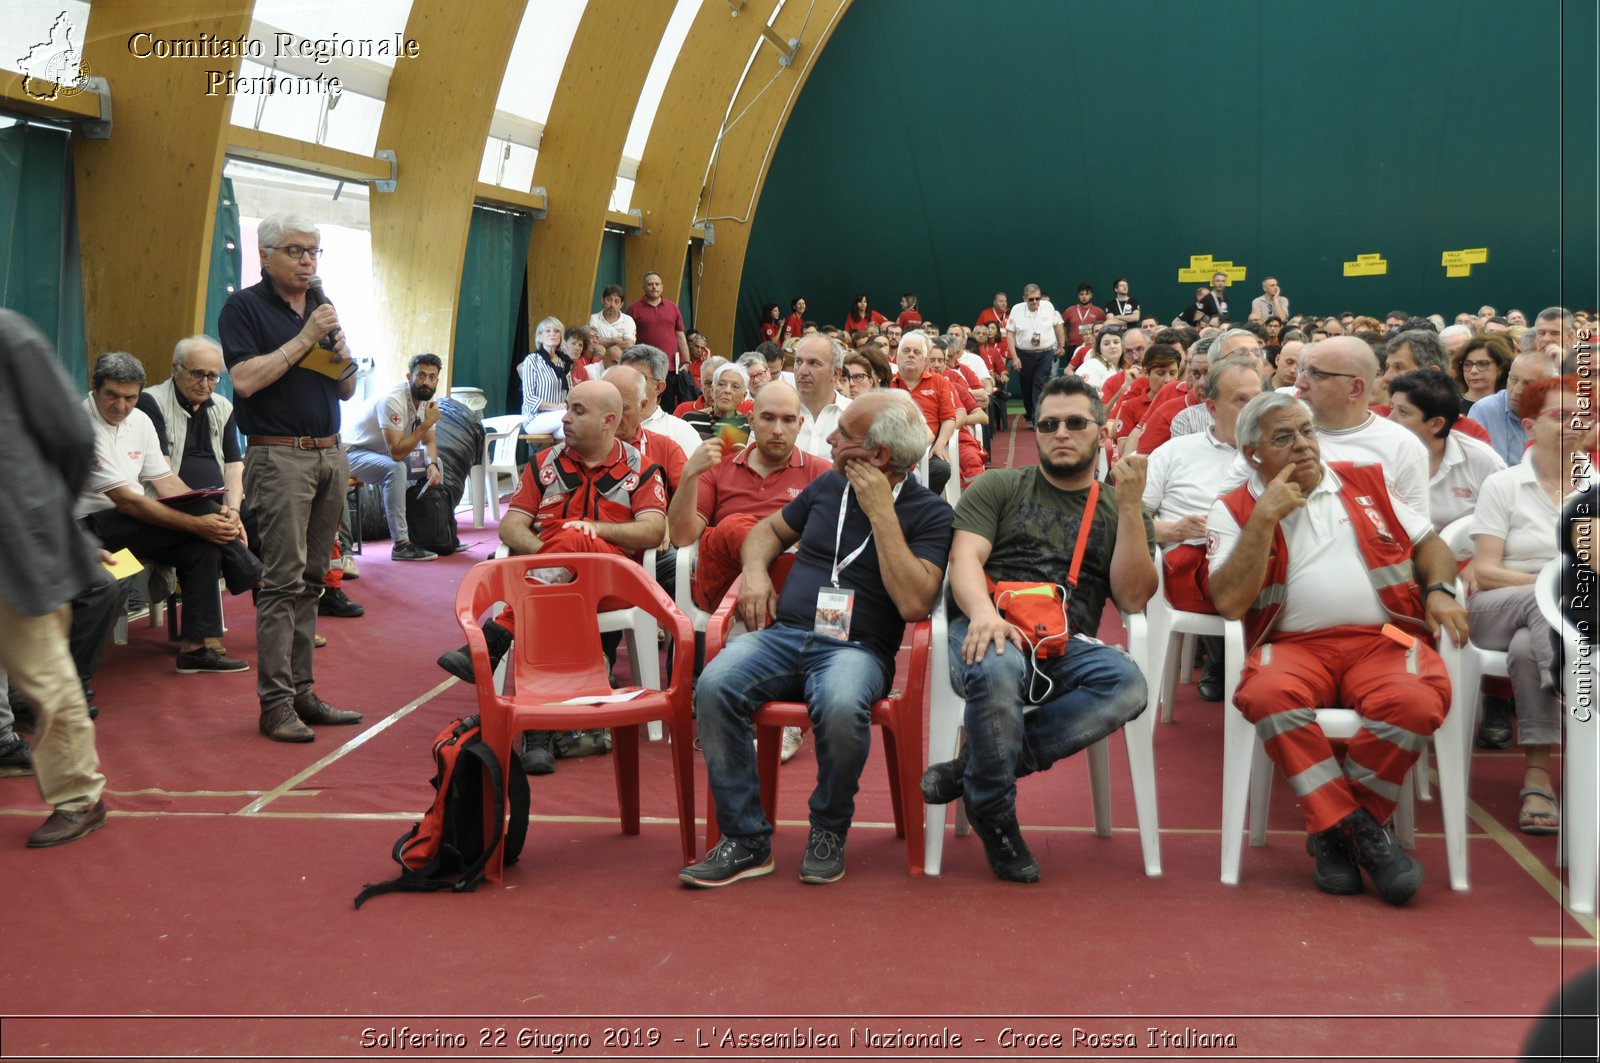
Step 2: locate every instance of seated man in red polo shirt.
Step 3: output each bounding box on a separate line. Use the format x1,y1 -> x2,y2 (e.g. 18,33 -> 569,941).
436,380 -> 668,772
602,364 -> 685,496
669,381 -> 831,614
890,331 -> 956,496
927,339 -> 989,487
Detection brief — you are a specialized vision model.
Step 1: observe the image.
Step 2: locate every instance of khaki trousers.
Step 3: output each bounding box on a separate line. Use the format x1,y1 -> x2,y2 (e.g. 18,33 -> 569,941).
0,596 -> 104,811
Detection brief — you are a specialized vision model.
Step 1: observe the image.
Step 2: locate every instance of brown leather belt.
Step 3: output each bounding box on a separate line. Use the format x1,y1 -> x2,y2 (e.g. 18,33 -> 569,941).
247,435 -> 340,450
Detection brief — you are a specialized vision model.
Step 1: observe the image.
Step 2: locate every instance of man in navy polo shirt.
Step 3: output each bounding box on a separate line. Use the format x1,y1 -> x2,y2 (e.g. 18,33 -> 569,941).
682,390 -> 954,888
217,213 -> 364,743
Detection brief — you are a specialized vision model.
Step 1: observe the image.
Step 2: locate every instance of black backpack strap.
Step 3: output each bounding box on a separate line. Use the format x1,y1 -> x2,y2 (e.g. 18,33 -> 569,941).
503,756 -> 530,866
439,736 -> 507,892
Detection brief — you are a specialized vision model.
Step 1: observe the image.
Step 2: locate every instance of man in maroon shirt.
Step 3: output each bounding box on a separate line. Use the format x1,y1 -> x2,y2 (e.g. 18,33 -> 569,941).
627,271 -> 690,373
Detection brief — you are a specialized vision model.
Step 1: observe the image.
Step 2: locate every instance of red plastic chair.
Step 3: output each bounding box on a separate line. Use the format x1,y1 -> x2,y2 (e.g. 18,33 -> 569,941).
454,553 -> 697,882
699,557 -> 929,877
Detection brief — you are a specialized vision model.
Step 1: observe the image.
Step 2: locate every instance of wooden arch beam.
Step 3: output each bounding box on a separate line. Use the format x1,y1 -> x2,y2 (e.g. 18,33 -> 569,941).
368,0 -> 526,387
688,0 -> 854,357
74,2 -> 252,383
624,0 -> 783,313
524,0 -> 678,338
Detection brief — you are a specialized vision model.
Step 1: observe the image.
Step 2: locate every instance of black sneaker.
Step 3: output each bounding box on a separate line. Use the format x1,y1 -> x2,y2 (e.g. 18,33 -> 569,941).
437,621 -> 513,683
679,836 -> 774,888
1339,808 -> 1423,906
1196,663 -> 1224,703
962,794 -> 1041,883
0,734 -> 33,777
317,587 -> 365,618
799,827 -> 847,884
920,744 -> 968,805
1306,826 -> 1363,895
519,730 -> 555,776
175,647 -> 250,674
391,541 -> 438,562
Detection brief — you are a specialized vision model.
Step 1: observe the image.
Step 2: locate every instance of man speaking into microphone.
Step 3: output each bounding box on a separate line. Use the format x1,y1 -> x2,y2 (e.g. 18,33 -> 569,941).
218,214 -> 364,743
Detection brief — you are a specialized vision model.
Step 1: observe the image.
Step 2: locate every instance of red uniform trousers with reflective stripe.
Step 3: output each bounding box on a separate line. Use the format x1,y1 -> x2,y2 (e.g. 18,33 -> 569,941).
691,513 -> 762,613
1162,543 -> 1215,614
493,525 -> 633,631
1232,625 -> 1450,833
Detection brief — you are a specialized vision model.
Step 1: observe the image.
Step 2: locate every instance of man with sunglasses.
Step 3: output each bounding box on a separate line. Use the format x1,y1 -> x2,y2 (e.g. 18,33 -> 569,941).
218,213 -> 364,742
921,375 -> 1157,883
1207,390 -> 1466,905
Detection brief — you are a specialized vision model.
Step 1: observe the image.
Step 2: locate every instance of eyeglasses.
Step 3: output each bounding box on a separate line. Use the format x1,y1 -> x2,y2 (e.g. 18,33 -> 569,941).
1035,415 -> 1101,434
1461,359 -> 1495,371
178,366 -> 222,384
1264,424 -> 1318,448
265,244 -> 323,260
1025,296 -> 1041,303
845,371 -> 871,384
1298,366 -> 1358,381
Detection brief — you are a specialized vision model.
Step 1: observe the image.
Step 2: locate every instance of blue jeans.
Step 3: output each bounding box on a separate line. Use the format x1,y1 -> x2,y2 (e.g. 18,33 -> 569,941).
697,623 -> 894,846
948,615 -> 1147,820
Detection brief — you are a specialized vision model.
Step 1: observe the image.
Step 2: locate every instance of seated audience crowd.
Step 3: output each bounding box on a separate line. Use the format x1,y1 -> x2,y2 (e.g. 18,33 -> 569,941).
1,215 -> 1592,918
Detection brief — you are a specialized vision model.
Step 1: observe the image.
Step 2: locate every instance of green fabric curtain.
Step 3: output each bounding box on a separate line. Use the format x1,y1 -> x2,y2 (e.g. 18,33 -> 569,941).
592,229 -> 626,312
204,176 -> 241,400
454,205 -> 532,417
0,123 -> 86,384
679,249 -> 694,332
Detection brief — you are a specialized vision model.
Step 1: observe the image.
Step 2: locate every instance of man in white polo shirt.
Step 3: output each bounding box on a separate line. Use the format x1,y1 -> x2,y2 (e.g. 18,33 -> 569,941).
790,333 -> 850,460
75,353 -> 260,674
1284,336 -> 1431,521
1005,283 -> 1064,429
1385,370 -> 1506,533
1207,390 -> 1467,906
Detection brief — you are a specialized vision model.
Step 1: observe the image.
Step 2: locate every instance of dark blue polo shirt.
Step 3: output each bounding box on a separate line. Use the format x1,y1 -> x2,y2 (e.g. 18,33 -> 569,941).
773,471 -> 953,661
216,276 -> 341,437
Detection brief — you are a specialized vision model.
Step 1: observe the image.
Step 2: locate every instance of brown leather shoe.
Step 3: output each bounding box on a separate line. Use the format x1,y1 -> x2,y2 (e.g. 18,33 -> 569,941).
293,690 -> 362,726
260,703 -> 314,742
27,800 -> 107,848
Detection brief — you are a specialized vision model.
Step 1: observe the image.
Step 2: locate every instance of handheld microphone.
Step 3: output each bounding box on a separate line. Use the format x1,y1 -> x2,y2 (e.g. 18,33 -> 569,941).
306,275 -> 343,349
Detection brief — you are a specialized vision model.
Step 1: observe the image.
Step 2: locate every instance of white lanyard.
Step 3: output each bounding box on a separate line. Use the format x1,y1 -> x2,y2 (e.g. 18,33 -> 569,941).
831,481 -> 904,587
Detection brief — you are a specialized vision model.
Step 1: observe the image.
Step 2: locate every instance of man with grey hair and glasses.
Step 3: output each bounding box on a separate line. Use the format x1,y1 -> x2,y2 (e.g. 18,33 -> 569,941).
683,390 -> 953,888
136,335 -> 246,526
75,352 -> 261,674
1206,390 -> 1466,905
218,212 -> 363,742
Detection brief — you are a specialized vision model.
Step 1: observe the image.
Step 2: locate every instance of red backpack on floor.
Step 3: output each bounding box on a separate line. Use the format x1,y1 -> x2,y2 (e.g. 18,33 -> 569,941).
354,715 -> 529,907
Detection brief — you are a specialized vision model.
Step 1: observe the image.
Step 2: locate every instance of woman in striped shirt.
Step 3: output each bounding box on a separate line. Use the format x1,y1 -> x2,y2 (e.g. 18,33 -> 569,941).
520,315 -> 572,437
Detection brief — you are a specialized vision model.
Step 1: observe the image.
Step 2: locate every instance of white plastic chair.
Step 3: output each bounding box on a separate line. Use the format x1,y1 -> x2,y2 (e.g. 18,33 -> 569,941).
475,414 -> 524,526
1146,557 -> 1226,723
1218,617 -> 1472,891
925,590 -> 1162,878
1440,515 -> 1513,781
672,542 -> 714,636
1534,557 -> 1596,915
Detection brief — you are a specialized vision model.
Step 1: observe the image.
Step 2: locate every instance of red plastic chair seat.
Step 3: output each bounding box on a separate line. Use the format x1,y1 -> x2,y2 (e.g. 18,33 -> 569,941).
454,553 -> 698,882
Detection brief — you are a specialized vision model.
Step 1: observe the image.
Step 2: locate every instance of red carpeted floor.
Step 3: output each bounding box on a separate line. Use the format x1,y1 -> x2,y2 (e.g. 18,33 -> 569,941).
2,421 -> 1595,1062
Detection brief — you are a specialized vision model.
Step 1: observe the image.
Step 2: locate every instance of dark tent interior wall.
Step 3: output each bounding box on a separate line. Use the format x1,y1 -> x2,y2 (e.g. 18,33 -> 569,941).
734,0 -> 1598,351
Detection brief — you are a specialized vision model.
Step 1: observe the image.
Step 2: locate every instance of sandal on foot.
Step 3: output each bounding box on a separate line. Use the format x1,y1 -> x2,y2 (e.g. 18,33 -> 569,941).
1518,786 -> 1560,835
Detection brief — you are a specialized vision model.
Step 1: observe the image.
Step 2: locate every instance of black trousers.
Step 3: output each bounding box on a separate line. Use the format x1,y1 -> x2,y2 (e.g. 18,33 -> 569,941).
82,504 -> 259,641
1016,348 -> 1054,425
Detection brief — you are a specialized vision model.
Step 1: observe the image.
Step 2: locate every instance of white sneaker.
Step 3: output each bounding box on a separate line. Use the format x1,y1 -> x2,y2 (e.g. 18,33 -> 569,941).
340,554 -> 360,579
780,726 -> 804,763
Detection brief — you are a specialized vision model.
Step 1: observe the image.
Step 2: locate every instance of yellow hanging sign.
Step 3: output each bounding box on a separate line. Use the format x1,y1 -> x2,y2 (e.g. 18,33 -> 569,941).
1177,255 -> 1248,284
1343,253 -> 1388,277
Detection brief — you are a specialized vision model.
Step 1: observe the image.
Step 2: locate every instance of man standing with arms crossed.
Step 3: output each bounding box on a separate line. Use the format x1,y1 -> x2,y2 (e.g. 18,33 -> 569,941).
218,213 -> 363,742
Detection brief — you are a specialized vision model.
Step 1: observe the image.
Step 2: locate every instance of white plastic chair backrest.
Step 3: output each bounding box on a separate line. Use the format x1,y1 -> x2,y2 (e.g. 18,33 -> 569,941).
1534,557 -> 1579,643
483,415 -> 523,468
1439,514 -> 1475,562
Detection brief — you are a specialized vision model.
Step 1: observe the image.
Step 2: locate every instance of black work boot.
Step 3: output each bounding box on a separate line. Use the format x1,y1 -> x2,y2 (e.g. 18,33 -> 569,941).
1339,807 -> 1423,905
518,730 -> 555,776
436,621 -> 513,684
962,793 -> 1041,883
1306,825 -> 1363,895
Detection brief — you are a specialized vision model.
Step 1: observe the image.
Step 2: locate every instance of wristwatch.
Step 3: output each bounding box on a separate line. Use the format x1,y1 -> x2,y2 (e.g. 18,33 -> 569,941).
1424,582 -> 1456,600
